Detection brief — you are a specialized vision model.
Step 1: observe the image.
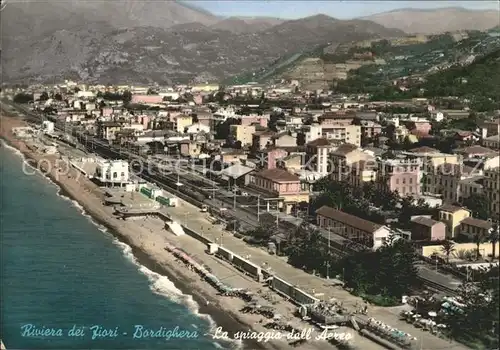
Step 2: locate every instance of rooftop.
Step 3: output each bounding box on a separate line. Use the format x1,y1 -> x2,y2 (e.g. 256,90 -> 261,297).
316,206 -> 382,234
411,216 -> 440,227
439,204 -> 468,213
408,146 -> 440,154
331,143 -> 358,156
457,145 -> 497,156
255,168 -> 300,183
220,163 -> 254,179
306,137 -> 336,147
461,217 -> 493,230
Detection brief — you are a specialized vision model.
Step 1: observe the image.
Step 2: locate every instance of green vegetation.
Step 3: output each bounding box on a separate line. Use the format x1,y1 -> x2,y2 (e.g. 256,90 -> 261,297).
13,93 -> 34,104
311,178 -> 431,229
273,222 -> 419,305
422,49 -> 500,111
447,267 -> 499,349
331,33 -> 500,111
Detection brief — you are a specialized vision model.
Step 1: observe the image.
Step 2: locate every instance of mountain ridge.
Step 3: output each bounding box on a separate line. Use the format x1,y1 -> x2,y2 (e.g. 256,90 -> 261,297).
363,7 -> 499,34
1,2 -> 496,84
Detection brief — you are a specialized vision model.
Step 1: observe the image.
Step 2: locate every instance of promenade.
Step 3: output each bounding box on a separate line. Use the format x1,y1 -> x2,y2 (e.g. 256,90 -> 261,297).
161,200 -> 469,350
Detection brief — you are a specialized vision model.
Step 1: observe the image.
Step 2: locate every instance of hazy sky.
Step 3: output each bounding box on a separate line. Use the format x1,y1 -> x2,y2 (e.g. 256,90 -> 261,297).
186,1 -> 500,19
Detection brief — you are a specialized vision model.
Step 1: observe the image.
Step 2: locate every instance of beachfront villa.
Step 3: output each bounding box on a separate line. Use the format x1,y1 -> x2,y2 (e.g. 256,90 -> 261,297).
95,160 -> 130,187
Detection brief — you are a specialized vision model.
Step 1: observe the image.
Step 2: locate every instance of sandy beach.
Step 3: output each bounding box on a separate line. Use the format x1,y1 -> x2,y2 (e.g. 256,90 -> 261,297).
0,114 -> 343,350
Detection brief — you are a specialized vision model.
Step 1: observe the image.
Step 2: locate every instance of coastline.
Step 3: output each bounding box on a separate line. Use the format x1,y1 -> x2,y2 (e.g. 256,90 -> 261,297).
0,116 -> 274,350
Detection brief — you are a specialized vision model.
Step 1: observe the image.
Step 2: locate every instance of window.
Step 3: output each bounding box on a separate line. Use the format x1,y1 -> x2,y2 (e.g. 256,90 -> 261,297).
409,178 -> 413,184
402,178 -> 406,184
396,179 -> 400,184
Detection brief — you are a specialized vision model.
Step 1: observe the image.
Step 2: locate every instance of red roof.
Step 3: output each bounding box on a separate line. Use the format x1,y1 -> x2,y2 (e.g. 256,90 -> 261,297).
255,168 -> 300,183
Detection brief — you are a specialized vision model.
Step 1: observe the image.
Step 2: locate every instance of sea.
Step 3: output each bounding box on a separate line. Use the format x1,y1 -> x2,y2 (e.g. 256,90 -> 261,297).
0,142 -> 230,350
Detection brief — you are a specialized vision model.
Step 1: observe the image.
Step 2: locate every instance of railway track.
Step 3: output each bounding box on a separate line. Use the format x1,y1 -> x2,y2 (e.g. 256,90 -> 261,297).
4,102 -> 461,296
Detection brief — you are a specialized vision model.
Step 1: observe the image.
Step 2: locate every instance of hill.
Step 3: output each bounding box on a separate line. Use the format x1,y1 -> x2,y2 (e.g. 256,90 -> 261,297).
421,48 -> 500,110
1,4 -> 404,84
364,7 -> 500,34
210,17 -> 284,33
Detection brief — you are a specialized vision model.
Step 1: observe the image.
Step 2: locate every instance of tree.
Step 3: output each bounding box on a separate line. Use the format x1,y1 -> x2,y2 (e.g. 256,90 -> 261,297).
488,222 -> 499,260
338,239 -> 418,300
39,92 -> 49,101
248,225 -> 272,242
13,93 -> 34,104
473,232 -> 486,260
122,90 -> 132,104
214,117 -> 240,140
54,93 -> 63,101
463,193 -> 490,220
441,240 -> 456,263
446,266 -> 499,348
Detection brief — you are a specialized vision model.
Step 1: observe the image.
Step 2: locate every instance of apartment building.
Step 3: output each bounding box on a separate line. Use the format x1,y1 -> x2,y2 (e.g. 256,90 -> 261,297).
427,163 -> 481,204
303,123 -> 323,144
322,124 -> 361,147
376,158 -> 421,196
230,124 -> 255,147
316,206 -> 391,250
305,138 -> 338,175
349,160 -> 377,188
252,131 -> 275,150
174,115 -> 193,133
361,121 -> 382,138
317,111 -> 361,146
330,144 -> 372,182
484,167 -> 500,219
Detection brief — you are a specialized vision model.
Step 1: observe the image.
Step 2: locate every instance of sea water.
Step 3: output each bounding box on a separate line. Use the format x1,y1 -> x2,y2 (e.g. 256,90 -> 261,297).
0,144 -> 226,349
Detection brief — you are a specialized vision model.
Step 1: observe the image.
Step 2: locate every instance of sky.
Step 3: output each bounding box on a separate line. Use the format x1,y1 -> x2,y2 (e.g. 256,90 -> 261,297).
185,1 -> 500,19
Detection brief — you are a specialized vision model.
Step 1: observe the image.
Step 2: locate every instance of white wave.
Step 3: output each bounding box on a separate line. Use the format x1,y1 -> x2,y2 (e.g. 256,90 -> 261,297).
3,139 -> 242,349
1,139 -> 24,157
112,239 -> 243,349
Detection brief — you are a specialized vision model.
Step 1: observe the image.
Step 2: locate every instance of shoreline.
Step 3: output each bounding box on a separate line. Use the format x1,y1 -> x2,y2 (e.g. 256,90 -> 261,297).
0,117 -> 273,350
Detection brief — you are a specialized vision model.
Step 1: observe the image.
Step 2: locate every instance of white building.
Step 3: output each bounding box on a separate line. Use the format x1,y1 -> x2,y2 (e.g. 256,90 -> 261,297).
42,120 -> 55,134
185,123 -> 210,135
77,91 -> 96,99
95,160 -> 130,186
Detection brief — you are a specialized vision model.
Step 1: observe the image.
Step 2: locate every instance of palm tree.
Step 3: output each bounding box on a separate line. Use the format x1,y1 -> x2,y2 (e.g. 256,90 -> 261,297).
473,233 -> 486,261
440,240 -> 456,263
488,222 -> 499,260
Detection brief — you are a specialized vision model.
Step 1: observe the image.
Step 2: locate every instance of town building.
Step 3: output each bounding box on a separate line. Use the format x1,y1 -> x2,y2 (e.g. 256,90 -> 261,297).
376,158 -> 421,197
438,204 -> 471,238
484,167 -> 500,219
316,206 -> 391,250
459,217 -> 493,241
249,168 -> 310,213
230,125 -> 256,147
330,144 -> 372,182
95,160 -> 129,186
305,138 -> 338,175
410,216 -> 446,241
